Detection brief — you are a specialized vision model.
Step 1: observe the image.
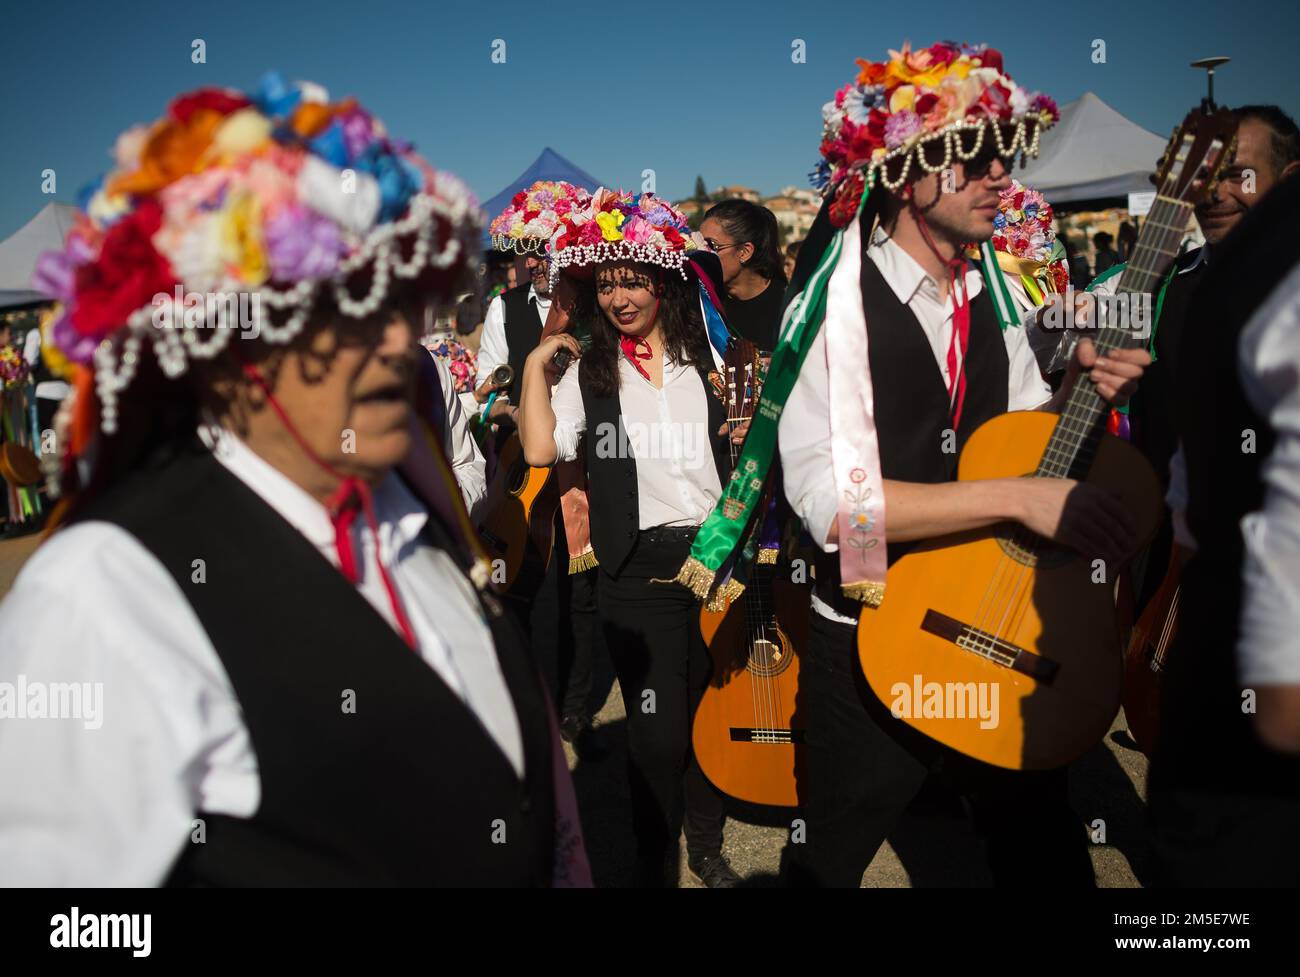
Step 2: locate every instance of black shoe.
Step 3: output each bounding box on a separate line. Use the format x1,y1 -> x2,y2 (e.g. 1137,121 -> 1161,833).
687,853 -> 741,888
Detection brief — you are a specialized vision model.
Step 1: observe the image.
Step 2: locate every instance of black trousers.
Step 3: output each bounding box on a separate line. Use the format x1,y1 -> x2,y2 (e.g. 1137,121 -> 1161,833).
1149,788 -> 1300,886
785,611 -> 1095,887
598,529 -> 725,860
516,508 -> 597,719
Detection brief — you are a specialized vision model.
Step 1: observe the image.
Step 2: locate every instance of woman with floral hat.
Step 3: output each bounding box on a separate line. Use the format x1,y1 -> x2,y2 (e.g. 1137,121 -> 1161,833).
0,75 -> 588,887
516,188 -> 743,886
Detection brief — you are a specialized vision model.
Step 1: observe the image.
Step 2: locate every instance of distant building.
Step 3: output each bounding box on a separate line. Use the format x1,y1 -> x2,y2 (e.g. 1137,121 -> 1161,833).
712,185 -> 762,203
673,183 -> 822,243
762,188 -> 820,245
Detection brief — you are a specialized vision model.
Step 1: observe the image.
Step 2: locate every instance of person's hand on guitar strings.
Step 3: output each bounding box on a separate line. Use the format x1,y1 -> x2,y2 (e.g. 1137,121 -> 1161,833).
1063,337 -> 1150,408
720,417 -> 751,445
1015,477 -> 1142,568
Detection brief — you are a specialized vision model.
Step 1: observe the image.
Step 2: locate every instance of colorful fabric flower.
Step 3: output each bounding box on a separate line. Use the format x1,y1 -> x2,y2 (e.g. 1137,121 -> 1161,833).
547,188 -> 698,285
425,337 -> 478,394
815,41 -> 1059,198
71,199 -> 176,340
490,181 -> 591,254
32,71 -> 484,420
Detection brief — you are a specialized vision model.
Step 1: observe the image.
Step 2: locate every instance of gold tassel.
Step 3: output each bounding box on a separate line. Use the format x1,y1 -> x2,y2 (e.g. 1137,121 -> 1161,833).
705,577 -> 747,613
842,579 -> 886,608
757,546 -> 778,566
568,550 -> 599,574
670,556 -> 717,601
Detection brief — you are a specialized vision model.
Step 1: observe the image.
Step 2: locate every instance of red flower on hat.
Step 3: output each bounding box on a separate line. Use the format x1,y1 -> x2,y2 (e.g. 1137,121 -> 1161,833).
71,200 -> 177,341
979,48 -> 1004,74
976,81 -> 1014,120
829,171 -> 865,228
928,43 -> 960,67
168,88 -> 252,125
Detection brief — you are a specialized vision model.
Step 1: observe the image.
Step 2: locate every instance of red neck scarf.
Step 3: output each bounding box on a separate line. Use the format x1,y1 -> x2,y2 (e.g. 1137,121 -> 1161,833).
239,363 -> 419,650
620,334 -> 654,382
912,204 -> 973,428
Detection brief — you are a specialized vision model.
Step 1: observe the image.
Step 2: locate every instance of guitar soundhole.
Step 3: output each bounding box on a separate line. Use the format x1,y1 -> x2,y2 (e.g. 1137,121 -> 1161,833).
747,638 -> 793,678
995,529 -> 1073,569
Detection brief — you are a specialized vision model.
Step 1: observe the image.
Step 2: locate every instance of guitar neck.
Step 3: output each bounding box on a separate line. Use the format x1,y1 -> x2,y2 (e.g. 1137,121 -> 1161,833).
1036,196 -> 1194,480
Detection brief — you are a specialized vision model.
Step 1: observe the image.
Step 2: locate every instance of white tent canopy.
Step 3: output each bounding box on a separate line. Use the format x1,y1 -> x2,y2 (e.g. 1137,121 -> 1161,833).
0,202 -> 77,308
1016,92 -> 1169,205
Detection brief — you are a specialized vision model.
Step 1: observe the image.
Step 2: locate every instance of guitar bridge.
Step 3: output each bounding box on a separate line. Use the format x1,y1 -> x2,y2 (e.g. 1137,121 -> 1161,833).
920,609 -> 1059,685
729,727 -> 805,745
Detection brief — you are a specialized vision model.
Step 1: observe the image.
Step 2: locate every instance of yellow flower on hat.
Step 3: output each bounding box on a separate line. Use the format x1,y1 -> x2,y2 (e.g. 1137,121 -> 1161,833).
889,85 -> 916,113
219,190 -> 268,285
596,210 -> 625,241
212,108 -> 272,158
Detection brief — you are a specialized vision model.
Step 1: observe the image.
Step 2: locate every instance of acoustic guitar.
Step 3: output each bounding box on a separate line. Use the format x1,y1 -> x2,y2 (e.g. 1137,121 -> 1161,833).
478,431 -> 559,591
693,340 -> 810,807
856,107 -> 1237,770
1122,543 -> 1187,755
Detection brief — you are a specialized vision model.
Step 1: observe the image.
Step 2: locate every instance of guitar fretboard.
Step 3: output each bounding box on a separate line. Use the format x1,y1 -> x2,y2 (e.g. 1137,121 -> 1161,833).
1036,195 -> 1195,480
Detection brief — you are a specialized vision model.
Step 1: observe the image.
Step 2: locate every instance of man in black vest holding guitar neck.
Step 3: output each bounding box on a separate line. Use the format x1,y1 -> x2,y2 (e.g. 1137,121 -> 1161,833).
775,42 -> 1149,887
483,184 -> 602,753
1072,106 -> 1300,615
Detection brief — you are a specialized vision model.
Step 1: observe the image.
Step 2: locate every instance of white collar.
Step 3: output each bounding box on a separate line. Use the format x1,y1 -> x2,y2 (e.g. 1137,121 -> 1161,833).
869,226 -> 985,308
198,423 -> 429,564
528,284 -> 553,307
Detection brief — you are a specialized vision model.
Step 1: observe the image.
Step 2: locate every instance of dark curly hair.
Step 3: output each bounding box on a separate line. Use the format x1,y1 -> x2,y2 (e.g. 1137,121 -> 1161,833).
574,262 -> 713,398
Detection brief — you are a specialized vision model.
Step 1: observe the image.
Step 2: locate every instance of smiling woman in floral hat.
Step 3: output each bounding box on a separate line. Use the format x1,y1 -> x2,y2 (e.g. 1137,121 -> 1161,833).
516,188 -> 743,887
0,74 -> 588,887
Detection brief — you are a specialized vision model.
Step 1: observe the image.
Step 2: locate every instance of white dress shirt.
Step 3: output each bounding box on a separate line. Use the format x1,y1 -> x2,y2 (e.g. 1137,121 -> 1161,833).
22,328 -> 72,402
551,344 -> 726,530
0,429 -> 524,886
429,353 -> 487,519
478,286 -> 552,412
781,229 -> 1052,623
1235,260 -> 1300,686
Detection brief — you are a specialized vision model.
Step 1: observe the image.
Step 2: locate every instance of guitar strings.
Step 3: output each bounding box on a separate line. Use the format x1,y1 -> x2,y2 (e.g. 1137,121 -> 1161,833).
981,182 -> 1190,656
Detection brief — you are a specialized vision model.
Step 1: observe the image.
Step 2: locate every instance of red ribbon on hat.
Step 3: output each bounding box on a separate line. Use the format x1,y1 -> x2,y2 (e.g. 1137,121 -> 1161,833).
239,362 -> 419,650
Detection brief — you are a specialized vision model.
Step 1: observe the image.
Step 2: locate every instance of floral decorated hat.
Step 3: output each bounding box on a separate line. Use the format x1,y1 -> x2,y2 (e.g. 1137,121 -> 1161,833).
546,188 -> 702,288
34,72 -> 483,435
989,179 -> 1070,295
814,41 -> 1059,225
488,180 -> 591,255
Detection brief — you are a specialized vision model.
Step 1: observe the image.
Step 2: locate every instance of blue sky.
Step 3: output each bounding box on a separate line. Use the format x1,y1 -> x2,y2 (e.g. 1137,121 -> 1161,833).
2,0 -> 1297,238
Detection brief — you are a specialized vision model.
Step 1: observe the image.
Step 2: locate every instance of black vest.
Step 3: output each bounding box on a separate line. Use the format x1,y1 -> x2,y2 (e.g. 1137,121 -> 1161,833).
74,442 -> 557,885
1128,249 -> 1206,493
1152,175 -> 1300,799
814,253 -> 1010,616
578,357 -> 729,577
502,285 -> 544,405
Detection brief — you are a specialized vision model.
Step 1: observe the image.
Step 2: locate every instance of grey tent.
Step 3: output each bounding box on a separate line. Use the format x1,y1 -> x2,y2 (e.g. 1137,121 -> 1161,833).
1016,92 -> 1169,205
0,202 -> 77,310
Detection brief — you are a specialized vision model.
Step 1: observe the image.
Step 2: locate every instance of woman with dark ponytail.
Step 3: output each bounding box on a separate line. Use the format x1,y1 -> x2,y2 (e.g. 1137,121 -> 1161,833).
700,199 -> 787,351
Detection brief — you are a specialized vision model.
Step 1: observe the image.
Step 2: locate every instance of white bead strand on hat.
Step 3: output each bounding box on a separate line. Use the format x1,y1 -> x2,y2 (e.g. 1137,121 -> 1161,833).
86,181 -> 485,435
